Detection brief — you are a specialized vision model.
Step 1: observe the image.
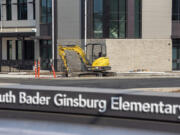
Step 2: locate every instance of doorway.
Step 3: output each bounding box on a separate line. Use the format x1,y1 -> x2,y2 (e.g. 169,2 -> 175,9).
24,40 -> 34,60
40,40 -> 52,70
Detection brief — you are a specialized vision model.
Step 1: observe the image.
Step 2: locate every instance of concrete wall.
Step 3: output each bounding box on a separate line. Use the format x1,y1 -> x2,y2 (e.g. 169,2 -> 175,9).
0,0 -> 35,28
142,0 -> 172,39
106,39 -> 172,72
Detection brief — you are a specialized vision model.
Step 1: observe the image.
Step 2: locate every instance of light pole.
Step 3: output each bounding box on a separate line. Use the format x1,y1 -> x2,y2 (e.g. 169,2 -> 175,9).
52,0 -> 55,65
84,0 -> 87,52
0,1 -> 2,31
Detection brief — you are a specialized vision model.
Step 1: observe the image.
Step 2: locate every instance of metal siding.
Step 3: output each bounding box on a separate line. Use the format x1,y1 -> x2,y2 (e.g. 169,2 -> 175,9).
57,0 -> 82,40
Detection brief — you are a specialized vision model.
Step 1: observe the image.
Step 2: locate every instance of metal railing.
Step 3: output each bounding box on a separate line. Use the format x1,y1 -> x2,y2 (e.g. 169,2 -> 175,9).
0,60 -> 34,72
0,59 -> 66,72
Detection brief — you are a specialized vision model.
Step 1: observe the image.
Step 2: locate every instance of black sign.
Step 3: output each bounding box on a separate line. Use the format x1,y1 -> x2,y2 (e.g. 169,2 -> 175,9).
0,87 -> 180,123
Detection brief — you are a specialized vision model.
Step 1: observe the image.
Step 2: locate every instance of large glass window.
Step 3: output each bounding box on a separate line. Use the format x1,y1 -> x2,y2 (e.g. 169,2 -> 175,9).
93,0 -> 127,39
18,0 -> 27,20
7,40 -> 13,60
92,0 -> 141,39
6,0 -> 12,20
173,0 -> 180,20
41,0 -> 52,24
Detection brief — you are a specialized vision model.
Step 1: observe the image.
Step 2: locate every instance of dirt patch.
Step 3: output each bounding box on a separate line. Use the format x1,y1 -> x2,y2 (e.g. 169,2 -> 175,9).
130,88 -> 180,93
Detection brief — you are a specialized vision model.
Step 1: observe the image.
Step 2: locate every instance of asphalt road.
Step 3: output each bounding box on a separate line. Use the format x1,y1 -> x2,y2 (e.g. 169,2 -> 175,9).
0,78 -> 180,89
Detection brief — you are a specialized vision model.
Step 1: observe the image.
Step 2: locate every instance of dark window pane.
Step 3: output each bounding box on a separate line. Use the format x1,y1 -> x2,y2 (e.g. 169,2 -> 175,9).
7,40 -> 12,60
134,0 -> 141,38
93,0 -> 103,38
24,40 -> 34,60
6,0 -> 12,20
109,0 -> 119,38
47,0 -> 52,23
18,0 -> 27,20
119,0 -> 126,38
41,0 -> 52,24
109,0 -> 126,38
33,0 -> 36,19
173,0 -> 180,20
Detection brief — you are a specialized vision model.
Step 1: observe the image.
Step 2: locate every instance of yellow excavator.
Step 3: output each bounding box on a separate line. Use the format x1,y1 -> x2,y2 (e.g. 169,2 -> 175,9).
58,44 -> 111,77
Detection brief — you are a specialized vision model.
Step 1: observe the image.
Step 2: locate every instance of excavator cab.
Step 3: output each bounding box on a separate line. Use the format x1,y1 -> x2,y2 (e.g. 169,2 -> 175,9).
86,43 -> 106,64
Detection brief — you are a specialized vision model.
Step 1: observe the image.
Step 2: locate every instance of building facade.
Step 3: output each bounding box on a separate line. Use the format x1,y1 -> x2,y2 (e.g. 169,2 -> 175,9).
56,0 -> 172,72
0,0 -> 36,71
0,0 -> 178,73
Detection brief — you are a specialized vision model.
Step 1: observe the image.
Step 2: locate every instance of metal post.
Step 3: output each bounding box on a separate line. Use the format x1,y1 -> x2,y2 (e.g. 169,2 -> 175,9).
0,1 -> 2,31
84,0 -> 87,52
52,0 -> 55,64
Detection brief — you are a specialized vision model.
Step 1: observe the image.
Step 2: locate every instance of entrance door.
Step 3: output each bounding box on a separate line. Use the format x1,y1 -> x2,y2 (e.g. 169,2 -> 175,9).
40,40 -> 52,70
24,40 -> 34,60
173,40 -> 180,70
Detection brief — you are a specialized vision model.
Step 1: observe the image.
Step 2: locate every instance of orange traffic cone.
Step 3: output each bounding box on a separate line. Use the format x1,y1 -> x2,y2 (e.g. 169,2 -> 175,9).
34,60 -> 37,78
51,64 -> 56,78
38,60 -> 40,78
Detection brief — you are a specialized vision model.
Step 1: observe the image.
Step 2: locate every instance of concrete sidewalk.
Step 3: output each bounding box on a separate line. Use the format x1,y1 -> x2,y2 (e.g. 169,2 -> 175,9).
0,71 -> 180,79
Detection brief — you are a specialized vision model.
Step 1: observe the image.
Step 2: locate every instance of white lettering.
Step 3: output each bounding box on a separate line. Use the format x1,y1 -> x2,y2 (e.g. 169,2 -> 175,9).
19,92 -> 51,105
54,93 -> 107,113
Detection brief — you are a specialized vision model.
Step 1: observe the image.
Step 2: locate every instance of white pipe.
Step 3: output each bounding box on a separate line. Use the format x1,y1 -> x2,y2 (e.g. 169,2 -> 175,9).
0,1 -> 2,31
84,0 -> 87,52
52,0 -> 55,63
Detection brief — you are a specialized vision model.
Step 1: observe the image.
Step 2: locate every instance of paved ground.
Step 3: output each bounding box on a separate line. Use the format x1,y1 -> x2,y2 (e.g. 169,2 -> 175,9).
0,110 -> 179,135
0,78 -> 180,89
0,118 -> 178,135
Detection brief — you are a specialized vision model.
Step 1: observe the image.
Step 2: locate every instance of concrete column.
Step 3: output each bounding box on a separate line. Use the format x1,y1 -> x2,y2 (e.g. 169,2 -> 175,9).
2,0 -> 6,21
34,39 -> 40,60
2,39 -> 7,60
12,0 -> 18,21
35,0 -> 40,36
12,40 -> 16,60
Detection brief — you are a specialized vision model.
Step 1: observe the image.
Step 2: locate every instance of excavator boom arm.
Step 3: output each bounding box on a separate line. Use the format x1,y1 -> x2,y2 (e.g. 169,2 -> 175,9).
58,45 -> 89,74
